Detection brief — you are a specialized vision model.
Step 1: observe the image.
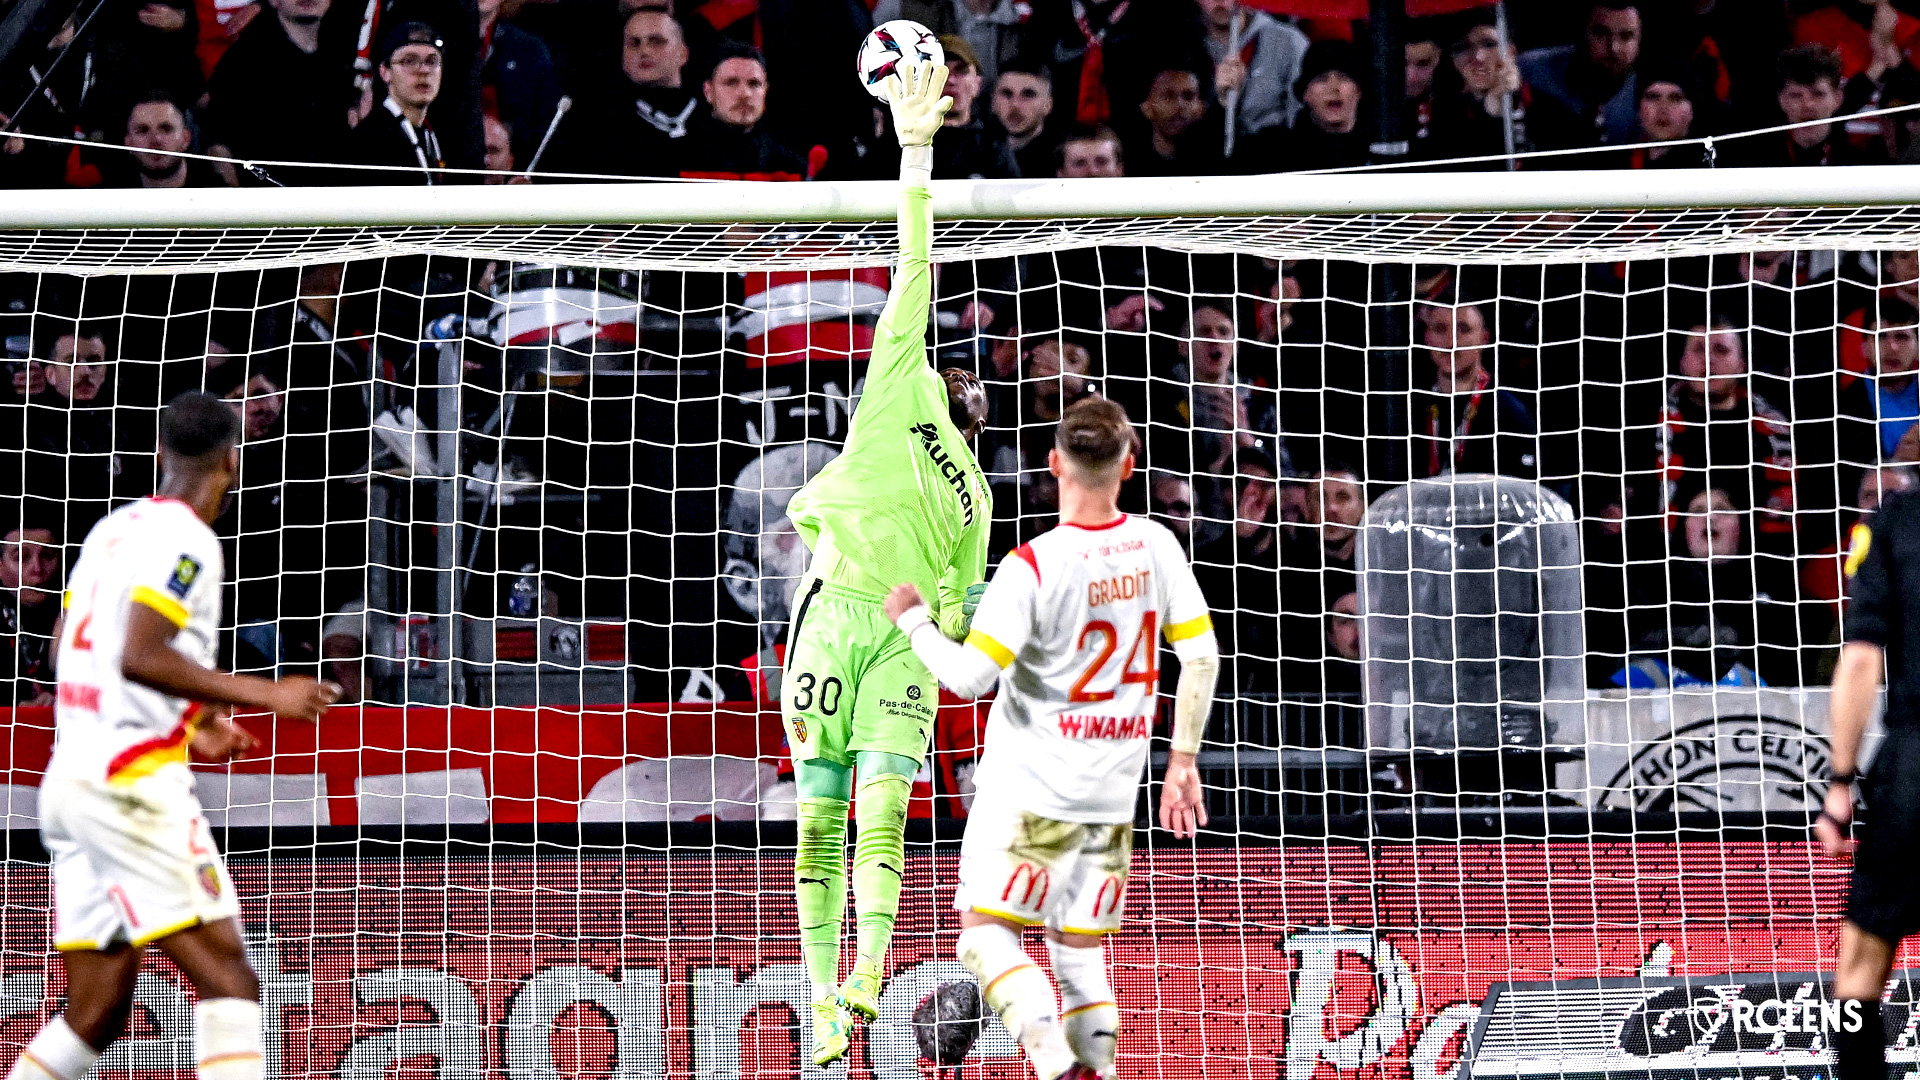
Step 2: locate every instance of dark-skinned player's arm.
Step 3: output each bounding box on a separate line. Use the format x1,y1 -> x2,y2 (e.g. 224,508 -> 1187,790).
121,603 -> 338,722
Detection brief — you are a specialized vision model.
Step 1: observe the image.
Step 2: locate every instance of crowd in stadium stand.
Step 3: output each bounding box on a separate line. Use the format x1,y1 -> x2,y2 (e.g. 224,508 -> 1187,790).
4,0 -> 1920,185
7,1 -> 1920,711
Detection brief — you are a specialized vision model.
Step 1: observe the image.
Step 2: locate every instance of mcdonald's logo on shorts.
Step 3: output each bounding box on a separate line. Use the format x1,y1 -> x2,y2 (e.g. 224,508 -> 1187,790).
1003,862 -> 1050,909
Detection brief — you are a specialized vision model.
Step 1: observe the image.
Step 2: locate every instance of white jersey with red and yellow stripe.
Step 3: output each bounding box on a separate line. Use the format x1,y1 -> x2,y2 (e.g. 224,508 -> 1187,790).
48,498 -> 224,786
963,514 -> 1215,824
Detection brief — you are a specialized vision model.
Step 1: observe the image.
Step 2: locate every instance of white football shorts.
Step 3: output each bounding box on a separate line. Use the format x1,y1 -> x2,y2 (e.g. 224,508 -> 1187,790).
953,801 -> 1132,935
41,772 -> 240,951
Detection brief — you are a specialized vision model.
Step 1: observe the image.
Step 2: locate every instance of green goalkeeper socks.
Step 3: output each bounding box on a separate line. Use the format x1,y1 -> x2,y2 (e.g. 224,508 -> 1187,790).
851,772 -> 912,969
795,796 -> 850,998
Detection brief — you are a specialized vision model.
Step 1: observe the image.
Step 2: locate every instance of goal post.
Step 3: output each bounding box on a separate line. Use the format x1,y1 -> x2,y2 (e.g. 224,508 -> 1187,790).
0,168 -> 1910,1079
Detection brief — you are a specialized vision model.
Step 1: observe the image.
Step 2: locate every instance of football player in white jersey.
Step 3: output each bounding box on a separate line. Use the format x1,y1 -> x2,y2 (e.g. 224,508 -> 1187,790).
8,393 -> 337,1080
883,395 -> 1218,1080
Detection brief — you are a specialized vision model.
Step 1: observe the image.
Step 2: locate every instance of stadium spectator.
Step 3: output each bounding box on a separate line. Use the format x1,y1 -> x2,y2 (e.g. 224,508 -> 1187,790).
1836,249 -> 1920,390
1519,1 -> 1643,150
1627,485 -> 1803,686
989,65 -> 1058,180
1733,43 -> 1886,166
345,23 -> 451,184
319,600 -> 404,704
1403,18 -> 1445,157
1656,319 -> 1796,532
1127,61 -> 1227,176
476,0 -> 562,172
1640,0 -> 1789,132
1150,472 -> 1196,550
1286,465 -> 1364,580
111,92 -> 225,188
1198,0 -> 1309,137
1324,590 -> 1363,696
547,9 -> 698,178
1836,296 -> 1920,465
682,44 -> 807,180
1872,61 -> 1920,162
1241,40 -> 1369,172
984,336 -> 1098,548
210,350 -> 349,670
1195,447 -> 1281,692
1055,124 -> 1124,177
1857,461 -> 1920,516
321,603 -> 371,704
481,114 -> 526,182
1018,337 -> 1096,514
1411,299 -> 1538,480
86,0 -> 206,141
869,0 -> 1031,87
26,325 -> 127,517
1155,303 -> 1278,506
8,357 -> 44,402
220,363 -> 287,442
1026,0 -> 1158,129
37,331 -> 110,408
194,0 -> 261,75
1423,10 -> 1533,165
0,521 -> 60,706
933,36 -> 1019,178
203,0 -> 357,185
1802,462 -> 1920,664
1278,462 -> 1365,693
1620,64 -> 1712,168
1790,0 -> 1920,84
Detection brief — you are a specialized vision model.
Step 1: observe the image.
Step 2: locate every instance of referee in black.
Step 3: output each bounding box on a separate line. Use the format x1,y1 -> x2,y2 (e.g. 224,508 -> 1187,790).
1821,488 -> 1920,1080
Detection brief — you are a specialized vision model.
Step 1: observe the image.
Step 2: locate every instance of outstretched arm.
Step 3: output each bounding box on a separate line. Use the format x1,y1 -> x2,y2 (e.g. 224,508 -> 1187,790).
885,584 -> 1000,699
866,63 -> 951,392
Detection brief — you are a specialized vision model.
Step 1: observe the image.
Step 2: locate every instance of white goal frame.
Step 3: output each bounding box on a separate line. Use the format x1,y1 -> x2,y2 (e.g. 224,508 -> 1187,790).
4,167 -> 1920,274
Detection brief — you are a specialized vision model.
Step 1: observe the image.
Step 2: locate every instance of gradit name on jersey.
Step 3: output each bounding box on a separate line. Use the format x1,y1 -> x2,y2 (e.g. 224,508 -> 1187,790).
1087,569 -> 1151,608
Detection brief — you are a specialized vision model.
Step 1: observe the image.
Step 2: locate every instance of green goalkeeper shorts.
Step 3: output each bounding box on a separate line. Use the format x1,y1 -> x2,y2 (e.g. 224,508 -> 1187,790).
781,577 -> 937,768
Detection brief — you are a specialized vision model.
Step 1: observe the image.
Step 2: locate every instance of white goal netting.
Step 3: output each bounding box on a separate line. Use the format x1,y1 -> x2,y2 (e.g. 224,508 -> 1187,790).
0,180 -> 1911,1080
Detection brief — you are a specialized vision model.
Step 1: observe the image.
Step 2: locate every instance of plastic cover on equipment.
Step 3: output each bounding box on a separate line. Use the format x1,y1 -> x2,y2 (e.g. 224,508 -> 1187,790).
1358,475 -> 1585,761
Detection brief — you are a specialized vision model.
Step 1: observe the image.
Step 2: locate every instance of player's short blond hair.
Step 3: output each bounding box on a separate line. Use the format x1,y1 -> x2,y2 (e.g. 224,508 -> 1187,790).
1055,396 -> 1138,480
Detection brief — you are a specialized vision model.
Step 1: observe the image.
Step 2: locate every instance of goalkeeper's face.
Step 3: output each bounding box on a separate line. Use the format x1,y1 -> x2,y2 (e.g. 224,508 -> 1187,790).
942,367 -> 988,441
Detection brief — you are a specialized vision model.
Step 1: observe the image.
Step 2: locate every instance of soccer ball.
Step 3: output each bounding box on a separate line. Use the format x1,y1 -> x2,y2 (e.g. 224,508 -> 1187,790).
855,19 -> 943,101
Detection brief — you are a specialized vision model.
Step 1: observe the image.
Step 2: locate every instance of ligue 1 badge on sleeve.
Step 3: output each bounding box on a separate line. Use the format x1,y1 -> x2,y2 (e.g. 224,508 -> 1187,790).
167,555 -> 203,599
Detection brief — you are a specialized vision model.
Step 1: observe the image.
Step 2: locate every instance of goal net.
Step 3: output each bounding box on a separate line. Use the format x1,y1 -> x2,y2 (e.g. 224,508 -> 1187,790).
0,171 -> 1915,1079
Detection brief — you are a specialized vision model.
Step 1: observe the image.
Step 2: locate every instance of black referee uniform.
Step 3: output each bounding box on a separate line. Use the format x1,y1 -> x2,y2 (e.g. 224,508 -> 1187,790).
1839,489 -> 1920,942
1832,486 -> 1920,1080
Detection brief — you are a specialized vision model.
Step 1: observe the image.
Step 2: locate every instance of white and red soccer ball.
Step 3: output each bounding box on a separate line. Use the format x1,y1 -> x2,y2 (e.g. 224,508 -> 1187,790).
855,19 -> 944,101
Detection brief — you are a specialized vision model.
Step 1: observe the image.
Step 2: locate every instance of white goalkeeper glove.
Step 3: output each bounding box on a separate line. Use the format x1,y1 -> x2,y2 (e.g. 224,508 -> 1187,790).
885,61 -> 951,148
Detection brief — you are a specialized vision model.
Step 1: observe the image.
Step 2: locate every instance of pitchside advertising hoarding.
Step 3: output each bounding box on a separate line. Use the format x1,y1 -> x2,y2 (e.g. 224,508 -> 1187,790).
0,843 -> 1913,1080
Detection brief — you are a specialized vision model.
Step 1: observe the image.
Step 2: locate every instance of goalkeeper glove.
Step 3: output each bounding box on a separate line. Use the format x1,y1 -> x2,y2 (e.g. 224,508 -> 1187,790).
885,61 -> 951,148
958,582 -> 988,636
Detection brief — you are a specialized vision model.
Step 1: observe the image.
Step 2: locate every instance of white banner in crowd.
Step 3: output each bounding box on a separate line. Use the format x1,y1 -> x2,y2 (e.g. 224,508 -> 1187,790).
1566,688 -> 1883,813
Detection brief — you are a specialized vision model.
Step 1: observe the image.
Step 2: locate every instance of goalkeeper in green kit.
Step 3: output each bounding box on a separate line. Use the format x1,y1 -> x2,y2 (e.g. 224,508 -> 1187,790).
781,59 -> 991,1066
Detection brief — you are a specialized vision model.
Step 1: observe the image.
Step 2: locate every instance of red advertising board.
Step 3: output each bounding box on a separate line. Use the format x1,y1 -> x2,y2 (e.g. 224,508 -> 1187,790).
0,705 -> 991,824
1,842 -> 1911,1080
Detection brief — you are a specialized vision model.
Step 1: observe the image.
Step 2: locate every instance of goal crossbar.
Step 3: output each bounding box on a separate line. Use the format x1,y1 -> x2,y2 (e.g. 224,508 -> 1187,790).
10,167 -> 1920,227
8,167 -> 1920,274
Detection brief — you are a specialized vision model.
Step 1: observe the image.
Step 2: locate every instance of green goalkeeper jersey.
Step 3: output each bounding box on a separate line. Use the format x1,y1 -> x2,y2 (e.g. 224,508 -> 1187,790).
786,184 -> 991,640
